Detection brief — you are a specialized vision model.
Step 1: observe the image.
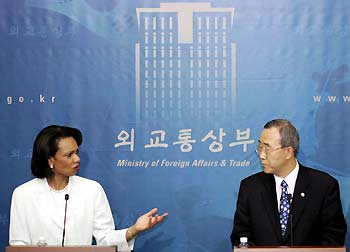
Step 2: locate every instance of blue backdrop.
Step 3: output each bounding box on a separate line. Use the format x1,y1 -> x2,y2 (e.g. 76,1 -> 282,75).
1,0 -> 349,251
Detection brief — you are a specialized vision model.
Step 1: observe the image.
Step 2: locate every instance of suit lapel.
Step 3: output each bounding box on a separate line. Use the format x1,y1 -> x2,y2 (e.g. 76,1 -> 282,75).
36,178 -> 66,229
284,165 -> 309,239
261,173 -> 282,243
65,176 -> 76,223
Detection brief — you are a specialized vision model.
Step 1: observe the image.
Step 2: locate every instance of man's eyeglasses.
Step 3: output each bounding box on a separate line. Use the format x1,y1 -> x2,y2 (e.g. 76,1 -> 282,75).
255,144 -> 285,155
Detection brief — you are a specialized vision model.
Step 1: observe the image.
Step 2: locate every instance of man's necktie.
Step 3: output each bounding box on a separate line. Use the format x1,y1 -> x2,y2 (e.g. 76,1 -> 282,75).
279,180 -> 290,236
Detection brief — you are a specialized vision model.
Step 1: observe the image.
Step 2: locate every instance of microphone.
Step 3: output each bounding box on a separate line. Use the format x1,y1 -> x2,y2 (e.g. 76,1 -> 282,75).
62,194 -> 69,247
287,193 -> 293,247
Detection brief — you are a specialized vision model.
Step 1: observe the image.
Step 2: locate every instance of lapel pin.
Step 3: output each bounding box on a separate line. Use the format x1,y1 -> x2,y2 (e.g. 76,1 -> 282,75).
301,192 -> 305,197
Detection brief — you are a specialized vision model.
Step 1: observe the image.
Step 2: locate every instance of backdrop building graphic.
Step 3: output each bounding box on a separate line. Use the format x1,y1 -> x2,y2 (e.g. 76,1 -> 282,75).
136,3 -> 236,122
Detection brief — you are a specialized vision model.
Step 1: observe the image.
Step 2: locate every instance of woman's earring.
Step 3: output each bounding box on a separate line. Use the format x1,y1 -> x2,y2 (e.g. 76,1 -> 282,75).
50,164 -> 53,169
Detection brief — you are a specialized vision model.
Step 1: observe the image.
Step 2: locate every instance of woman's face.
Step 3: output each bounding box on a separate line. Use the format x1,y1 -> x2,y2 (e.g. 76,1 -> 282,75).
48,137 -> 80,178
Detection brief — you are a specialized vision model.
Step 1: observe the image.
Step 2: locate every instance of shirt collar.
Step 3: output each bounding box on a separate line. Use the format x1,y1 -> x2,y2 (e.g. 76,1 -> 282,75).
274,161 -> 299,194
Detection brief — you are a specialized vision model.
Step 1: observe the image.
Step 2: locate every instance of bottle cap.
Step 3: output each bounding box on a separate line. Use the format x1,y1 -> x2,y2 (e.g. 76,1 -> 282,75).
240,237 -> 248,243
38,236 -> 45,242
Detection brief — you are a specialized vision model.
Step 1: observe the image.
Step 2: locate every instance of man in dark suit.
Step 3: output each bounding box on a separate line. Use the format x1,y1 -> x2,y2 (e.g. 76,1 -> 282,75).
231,119 -> 347,247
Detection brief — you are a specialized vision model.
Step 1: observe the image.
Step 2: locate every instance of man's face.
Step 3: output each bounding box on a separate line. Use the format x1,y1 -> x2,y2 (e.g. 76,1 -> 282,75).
257,127 -> 288,177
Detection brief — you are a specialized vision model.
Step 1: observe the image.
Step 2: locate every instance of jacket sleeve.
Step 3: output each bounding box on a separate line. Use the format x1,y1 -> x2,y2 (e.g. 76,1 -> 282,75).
230,180 -> 254,247
92,183 -> 135,251
319,179 -> 347,245
9,188 -> 31,245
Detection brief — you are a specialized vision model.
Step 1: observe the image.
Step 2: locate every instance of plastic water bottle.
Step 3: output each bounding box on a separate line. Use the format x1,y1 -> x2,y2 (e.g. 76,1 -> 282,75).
37,237 -> 47,247
239,237 -> 248,248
